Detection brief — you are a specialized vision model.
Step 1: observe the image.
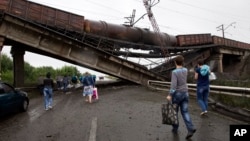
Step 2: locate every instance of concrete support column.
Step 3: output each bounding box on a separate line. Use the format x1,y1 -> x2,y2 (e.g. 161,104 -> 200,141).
211,53 -> 223,73
11,47 -> 25,87
0,37 -> 5,80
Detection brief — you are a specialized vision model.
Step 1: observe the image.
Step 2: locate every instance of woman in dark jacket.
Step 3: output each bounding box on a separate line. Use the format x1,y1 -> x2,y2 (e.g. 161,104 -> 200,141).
43,72 -> 54,110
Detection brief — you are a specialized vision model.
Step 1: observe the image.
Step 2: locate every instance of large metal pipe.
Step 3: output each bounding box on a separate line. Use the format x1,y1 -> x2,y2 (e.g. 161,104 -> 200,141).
84,19 -> 177,47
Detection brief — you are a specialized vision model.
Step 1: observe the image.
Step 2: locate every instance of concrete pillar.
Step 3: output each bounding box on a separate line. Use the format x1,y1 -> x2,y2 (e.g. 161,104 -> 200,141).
0,37 -> 5,80
11,47 -> 25,87
210,53 -> 223,73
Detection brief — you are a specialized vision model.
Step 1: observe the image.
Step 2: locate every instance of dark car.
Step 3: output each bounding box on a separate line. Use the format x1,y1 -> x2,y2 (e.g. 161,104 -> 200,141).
0,81 -> 29,117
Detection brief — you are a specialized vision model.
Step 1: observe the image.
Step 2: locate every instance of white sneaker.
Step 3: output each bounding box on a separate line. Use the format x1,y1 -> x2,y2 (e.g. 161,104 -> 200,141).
48,106 -> 53,109
200,111 -> 208,116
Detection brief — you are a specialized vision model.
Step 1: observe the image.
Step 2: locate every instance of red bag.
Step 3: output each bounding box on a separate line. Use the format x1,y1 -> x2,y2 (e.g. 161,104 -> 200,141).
92,87 -> 99,100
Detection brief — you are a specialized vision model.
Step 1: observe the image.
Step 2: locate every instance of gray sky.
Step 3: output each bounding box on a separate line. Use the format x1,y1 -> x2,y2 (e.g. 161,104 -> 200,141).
2,0 -> 250,75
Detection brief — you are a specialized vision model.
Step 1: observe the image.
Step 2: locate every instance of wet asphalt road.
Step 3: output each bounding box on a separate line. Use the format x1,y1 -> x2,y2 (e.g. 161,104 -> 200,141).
0,84 -> 246,141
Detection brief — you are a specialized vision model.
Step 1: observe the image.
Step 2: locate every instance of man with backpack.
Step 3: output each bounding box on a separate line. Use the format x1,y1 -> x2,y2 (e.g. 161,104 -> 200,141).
194,59 -> 210,116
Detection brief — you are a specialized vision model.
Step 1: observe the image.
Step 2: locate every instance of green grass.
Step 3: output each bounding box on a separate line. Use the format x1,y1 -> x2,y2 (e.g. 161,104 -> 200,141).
210,94 -> 250,109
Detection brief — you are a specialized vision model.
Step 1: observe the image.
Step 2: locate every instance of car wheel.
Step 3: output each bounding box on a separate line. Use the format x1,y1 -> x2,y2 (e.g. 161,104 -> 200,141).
21,99 -> 29,112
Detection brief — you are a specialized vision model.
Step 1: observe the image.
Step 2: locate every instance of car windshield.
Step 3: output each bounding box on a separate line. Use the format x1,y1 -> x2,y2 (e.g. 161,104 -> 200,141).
0,83 -> 15,94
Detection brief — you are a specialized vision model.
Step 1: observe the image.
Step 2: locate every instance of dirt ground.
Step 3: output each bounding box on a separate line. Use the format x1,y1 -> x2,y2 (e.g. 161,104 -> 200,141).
0,84 -> 247,141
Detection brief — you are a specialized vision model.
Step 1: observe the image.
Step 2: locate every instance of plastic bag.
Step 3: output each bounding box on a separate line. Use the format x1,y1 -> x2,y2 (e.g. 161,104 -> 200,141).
162,102 -> 178,125
209,72 -> 216,81
92,87 -> 99,100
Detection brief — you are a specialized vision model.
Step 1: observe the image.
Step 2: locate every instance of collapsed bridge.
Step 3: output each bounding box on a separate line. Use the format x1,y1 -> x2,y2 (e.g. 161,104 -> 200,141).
0,0 -> 250,87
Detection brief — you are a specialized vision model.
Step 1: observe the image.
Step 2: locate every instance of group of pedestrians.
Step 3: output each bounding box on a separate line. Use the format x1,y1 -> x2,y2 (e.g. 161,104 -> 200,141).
41,71 -> 97,110
55,75 -> 77,93
40,55 -> 210,139
166,55 -> 211,139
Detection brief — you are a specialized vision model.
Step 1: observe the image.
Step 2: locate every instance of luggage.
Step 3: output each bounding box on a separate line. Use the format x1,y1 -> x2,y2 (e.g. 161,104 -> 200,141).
92,87 -> 99,100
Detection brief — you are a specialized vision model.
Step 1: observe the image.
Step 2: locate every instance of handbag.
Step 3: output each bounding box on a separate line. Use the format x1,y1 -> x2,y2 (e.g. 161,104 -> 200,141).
161,102 -> 178,125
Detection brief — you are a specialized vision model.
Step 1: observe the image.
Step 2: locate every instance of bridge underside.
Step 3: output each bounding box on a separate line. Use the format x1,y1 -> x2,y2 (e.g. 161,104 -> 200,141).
0,14 -> 168,87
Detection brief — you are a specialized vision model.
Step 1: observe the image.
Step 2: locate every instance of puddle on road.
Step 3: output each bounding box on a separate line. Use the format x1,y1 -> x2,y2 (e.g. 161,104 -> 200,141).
28,107 -> 42,122
28,98 -> 61,122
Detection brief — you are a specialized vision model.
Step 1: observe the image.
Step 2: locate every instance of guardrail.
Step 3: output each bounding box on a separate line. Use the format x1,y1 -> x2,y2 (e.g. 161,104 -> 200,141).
147,80 -> 250,98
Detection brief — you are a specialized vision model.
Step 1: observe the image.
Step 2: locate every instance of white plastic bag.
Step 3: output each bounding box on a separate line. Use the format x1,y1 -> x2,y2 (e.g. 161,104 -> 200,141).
209,72 -> 216,81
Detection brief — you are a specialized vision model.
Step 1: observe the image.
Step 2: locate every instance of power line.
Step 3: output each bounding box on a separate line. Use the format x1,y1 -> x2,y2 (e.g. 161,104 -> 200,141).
216,22 -> 236,38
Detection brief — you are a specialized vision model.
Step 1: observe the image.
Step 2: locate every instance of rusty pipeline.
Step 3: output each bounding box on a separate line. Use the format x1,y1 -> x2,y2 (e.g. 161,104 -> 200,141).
84,19 -> 177,47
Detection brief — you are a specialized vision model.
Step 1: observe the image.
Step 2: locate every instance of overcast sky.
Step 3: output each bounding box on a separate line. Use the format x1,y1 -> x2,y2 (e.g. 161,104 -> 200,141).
2,0 -> 250,76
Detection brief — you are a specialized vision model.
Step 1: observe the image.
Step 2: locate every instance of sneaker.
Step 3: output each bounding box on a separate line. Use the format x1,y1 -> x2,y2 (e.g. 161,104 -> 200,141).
186,129 -> 196,139
200,111 -> 208,116
45,108 -> 49,111
48,106 -> 53,109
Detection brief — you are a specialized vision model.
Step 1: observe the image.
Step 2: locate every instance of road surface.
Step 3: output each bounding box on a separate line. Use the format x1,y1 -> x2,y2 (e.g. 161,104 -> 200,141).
0,84 -> 246,141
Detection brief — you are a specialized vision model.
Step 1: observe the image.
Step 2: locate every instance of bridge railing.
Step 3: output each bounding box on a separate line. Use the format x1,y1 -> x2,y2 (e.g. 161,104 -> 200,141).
147,80 -> 250,98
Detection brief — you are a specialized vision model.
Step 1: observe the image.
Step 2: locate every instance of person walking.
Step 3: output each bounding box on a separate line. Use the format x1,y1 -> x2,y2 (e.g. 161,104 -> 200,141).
166,55 -> 196,139
82,72 -> 95,103
56,75 -> 63,90
43,72 -> 54,110
71,75 -> 78,89
194,59 -> 210,116
62,74 -> 69,93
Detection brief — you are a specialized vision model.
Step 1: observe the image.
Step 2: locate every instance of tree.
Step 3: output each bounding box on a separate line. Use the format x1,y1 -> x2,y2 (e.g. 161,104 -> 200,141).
60,65 -> 81,76
0,53 -> 83,84
1,54 -> 13,72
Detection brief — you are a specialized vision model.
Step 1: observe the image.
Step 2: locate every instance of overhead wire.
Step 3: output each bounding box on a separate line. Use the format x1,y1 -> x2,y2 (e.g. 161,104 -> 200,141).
154,0 -> 250,42
171,0 -> 250,23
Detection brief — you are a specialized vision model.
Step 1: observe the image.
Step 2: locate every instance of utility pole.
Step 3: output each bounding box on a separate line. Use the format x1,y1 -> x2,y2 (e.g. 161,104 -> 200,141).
124,9 -> 149,27
216,22 -> 236,38
124,9 -> 136,27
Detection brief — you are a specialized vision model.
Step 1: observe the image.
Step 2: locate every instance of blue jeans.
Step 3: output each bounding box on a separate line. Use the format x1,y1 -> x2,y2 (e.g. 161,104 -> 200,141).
43,87 -> 53,109
197,85 -> 209,112
172,91 -> 195,132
